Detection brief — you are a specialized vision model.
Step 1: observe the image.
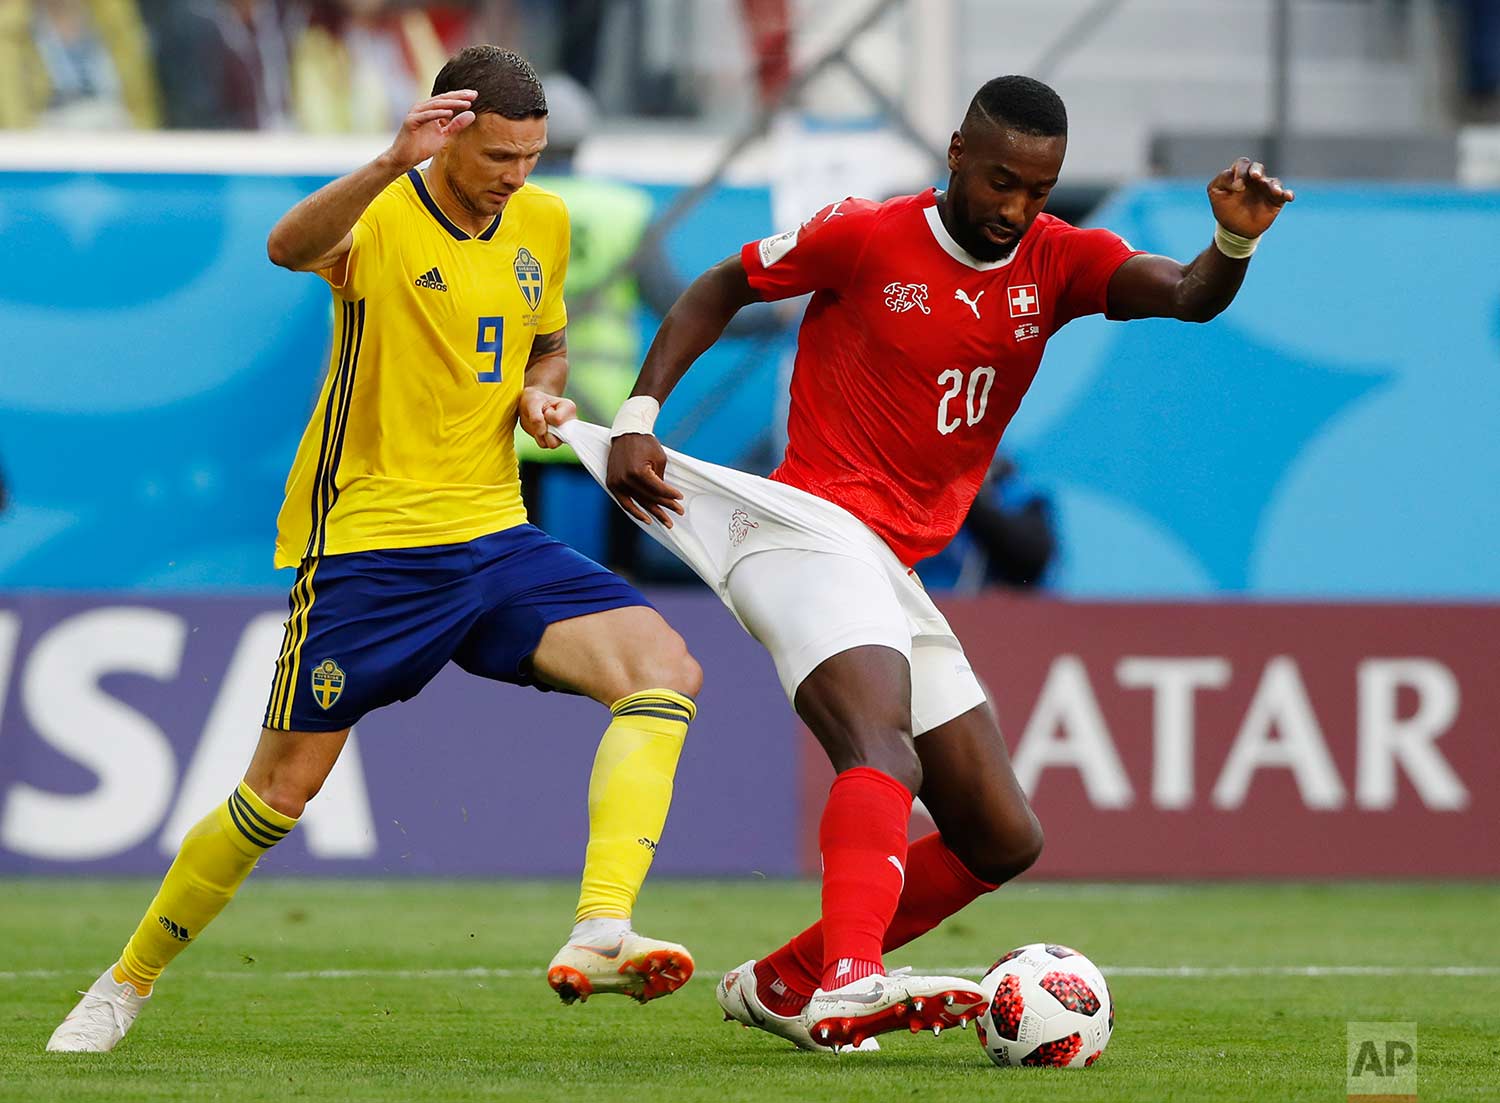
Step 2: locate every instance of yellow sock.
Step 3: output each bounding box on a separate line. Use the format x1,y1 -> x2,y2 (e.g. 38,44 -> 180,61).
114,782 -> 297,994
575,690 -> 695,923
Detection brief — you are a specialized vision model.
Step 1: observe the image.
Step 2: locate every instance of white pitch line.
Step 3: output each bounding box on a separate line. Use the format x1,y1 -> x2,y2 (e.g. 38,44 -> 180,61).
952,965 -> 1500,978
1096,965 -> 1500,978
0,967 -> 539,981
3,964 -> 1497,982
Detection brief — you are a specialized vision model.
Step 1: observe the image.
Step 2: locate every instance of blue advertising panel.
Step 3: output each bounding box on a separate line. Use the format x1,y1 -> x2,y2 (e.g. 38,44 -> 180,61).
2,174 -> 1496,597
0,170 -> 784,591
1009,184 -> 1500,597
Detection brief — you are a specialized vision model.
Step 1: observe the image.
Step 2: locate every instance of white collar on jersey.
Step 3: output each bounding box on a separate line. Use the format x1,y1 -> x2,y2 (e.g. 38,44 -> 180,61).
923,194 -> 1019,272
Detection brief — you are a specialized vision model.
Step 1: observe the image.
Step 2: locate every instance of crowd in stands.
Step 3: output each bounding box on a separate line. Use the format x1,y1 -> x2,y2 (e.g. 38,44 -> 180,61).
0,0 -> 596,132
0,0 -> 798,132
1460,0 -> 1500,119
4,1 -> 1495,133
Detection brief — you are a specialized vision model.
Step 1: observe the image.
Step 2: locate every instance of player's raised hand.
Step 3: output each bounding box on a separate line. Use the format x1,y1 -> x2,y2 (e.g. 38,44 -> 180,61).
518,387 -> 575,449
607,434 -> 685,528
386,91 -> 478,171
1209,157 -> 1294,239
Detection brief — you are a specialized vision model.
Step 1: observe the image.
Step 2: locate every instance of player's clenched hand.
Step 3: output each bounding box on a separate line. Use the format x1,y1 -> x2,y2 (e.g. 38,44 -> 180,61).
519,387 -> 575,449
385,91 -> 478,171
607,434 -> 684,528
1209,157 -> 1294,239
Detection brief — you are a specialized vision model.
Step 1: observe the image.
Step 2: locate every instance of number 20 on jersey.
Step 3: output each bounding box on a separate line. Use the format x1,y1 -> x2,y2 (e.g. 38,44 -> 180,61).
937,366 -> 996,435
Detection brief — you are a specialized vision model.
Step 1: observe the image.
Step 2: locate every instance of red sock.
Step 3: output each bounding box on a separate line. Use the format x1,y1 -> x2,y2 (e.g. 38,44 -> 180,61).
751,958 -> 810,1017
765,831 -> 1000,994
816,766 -> 912,991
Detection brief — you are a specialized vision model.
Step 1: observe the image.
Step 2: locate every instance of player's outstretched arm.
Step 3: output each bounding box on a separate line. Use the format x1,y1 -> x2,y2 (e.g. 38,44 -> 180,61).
265,90 -> 478,272
606,255 -> 760,527
1106,157 -> 1294,323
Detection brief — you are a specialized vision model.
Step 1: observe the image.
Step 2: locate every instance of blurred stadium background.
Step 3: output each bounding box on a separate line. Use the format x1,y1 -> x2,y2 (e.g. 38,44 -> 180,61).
1,1 -> 1498,1097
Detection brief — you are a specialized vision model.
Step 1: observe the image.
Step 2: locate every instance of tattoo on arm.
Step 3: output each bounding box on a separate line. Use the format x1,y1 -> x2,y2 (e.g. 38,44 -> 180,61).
527,327 -> 567,364
525,327 -> 568,394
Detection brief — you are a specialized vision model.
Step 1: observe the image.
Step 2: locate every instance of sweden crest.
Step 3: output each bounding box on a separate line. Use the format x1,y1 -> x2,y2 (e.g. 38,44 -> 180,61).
310,658 -> 346,710
513,247 -> 543,310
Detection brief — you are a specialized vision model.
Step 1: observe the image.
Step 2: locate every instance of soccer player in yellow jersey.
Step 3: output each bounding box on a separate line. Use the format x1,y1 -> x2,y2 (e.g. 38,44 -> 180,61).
48,46 -> 703,1054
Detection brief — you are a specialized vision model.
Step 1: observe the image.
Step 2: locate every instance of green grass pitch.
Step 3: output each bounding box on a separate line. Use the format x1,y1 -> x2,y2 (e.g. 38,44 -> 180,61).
2,880 -> 1496,1102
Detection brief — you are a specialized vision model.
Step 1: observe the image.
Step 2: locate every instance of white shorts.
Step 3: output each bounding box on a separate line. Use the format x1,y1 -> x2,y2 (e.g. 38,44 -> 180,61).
556,420 -> 987,736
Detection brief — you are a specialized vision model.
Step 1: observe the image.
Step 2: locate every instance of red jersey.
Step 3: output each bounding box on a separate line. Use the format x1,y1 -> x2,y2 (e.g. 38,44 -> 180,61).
741,188 -> 1140,566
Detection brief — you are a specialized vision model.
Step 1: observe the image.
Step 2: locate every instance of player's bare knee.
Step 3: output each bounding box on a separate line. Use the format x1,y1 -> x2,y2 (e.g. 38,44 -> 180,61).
248,776 -> 319,820
657,641 -> 703,699
833,729 -> 922,794
881,749 -> 923,795
958,813 -> 1044,885
244,759 -> 326,819
1005,815 -> 1045,877
624,627 -> 702,700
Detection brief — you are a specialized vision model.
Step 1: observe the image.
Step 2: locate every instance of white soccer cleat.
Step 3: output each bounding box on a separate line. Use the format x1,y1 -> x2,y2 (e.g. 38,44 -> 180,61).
801,970 -> 987,1051
547,930 -> 694,1005
46,967 -> 150,1053
717,960 -> 879,1053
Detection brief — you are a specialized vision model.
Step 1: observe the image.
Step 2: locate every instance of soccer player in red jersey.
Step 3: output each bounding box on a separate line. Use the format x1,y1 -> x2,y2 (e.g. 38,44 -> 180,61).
560,75 -> 1292,1051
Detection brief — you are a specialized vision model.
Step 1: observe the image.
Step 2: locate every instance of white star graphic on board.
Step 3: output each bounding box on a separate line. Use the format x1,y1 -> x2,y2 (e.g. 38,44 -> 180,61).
36,176 -> 129,248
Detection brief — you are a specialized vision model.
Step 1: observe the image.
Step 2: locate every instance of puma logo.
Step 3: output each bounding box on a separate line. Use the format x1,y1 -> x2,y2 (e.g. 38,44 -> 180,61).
955,288 -> 984,319
887,854 -> 906,890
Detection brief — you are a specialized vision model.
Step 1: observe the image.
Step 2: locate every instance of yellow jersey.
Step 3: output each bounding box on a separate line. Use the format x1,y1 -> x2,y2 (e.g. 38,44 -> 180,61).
273,170 -> 569,569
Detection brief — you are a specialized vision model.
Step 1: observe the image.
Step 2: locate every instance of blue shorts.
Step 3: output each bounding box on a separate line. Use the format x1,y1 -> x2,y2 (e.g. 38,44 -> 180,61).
263,525 -> 649,732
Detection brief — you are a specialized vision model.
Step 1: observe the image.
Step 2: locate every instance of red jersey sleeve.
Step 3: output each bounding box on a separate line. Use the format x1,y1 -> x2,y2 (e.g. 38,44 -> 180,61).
1051,226 -> 1144,324
740,198 -> 881,301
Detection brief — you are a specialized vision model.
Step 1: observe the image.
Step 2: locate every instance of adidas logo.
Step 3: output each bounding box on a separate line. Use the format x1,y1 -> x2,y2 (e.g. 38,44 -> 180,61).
414,266 -> 448,292
157,914 -> 191,942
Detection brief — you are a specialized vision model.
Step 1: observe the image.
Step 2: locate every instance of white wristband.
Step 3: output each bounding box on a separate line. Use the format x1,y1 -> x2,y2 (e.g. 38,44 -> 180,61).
610,395 -> 661,438
1214,224 -> 1259,260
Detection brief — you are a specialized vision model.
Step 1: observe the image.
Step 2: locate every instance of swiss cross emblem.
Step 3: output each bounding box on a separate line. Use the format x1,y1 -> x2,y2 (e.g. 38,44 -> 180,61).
1008,284 -> 1040,318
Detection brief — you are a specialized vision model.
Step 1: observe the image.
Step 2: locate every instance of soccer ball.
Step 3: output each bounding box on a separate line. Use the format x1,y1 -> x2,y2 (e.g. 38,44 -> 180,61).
974,942 -> 1113,1068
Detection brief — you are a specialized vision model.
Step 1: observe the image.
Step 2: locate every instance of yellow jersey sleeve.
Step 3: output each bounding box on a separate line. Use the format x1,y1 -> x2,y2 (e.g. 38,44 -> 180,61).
316,186 -> 399,300
536,207 -> 569,334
